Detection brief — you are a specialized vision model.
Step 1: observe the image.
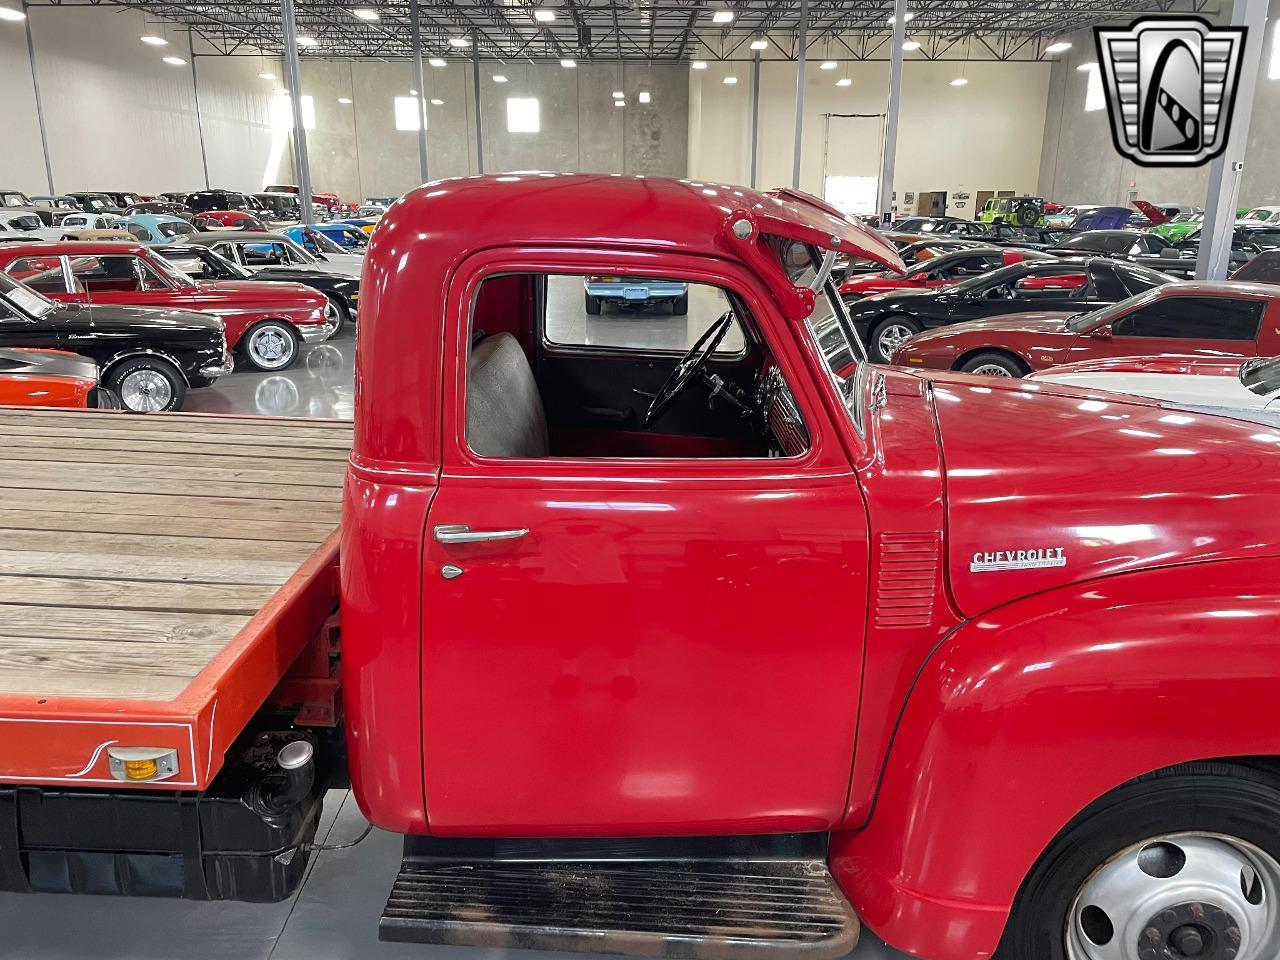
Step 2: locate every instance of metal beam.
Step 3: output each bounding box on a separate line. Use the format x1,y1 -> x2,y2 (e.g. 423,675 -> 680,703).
280,0 -> 315,224
472,36 -> 485,174
188,28 -> 211,190
750,46 -> 761,188
410,0 -> 430,184
22,1 -> 55,194
878,0 -> 907,224
792,0 -> 807,188
1196,0 -> 1267,279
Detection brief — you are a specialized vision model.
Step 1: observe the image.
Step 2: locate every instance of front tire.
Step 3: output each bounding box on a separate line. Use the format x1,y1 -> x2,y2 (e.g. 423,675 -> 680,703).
108,356 -> 186,413
241,320 -> 301,371
959,351 -> 1029,378
324,295 -> 349,337
585,294 -> 602,316
997,762 -> 1280,960
869,316 -> 922,363
672,293 -> 689,316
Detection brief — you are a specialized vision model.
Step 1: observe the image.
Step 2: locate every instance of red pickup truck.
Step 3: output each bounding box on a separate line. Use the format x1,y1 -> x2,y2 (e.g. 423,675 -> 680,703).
4,174 -> 1280,960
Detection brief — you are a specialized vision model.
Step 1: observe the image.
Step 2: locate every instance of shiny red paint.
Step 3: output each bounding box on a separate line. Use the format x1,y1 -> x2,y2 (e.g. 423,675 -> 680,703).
840,249 -> 1035,297
893,280 -> 1280,373
345,174 -> 1280,960
1029,353 -> 1244,377
1018,271 -> 1086,290
193,210 -> 268,231
0,241 -> 327,350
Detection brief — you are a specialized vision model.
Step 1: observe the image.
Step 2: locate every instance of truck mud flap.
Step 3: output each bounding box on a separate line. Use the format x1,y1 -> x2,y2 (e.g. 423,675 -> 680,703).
380,834 -> 859,959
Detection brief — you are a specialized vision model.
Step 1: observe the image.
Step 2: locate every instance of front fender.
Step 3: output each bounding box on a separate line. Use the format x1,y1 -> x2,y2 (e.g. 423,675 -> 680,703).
831,557 -> 1280,960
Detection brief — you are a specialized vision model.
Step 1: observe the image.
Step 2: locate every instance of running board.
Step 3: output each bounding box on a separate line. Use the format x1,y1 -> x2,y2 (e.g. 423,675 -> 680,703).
379,835 -> 859,959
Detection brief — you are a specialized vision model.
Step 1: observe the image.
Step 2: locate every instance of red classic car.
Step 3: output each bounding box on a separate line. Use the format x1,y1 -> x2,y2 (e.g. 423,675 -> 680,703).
0,241 -> 336,370
839,246 -> 1048,298
890,280 -> 1280,377
192,209 -> 268,232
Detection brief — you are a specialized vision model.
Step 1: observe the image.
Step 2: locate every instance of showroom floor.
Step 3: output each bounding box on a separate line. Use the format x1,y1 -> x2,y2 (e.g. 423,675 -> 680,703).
7,280 -> 913,960
0,791 -> 909,960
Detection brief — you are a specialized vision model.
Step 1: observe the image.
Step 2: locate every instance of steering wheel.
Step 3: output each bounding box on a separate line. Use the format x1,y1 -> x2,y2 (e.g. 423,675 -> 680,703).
643,313 -> 734,428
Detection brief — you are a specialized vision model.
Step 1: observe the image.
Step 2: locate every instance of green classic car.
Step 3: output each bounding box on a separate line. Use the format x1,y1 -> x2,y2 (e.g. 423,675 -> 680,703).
1149,212 -> 1204,243
977,196 -> 1046,226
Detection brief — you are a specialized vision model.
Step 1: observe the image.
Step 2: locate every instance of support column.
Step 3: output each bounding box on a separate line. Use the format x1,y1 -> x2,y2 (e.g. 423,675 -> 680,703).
22,2 -> 55,194
1196,0 -> 1268,279
750,48 -> 761,188
410,0 -> 430,184
281,0 -> 315,225
878,0 -> 907,226
472,37 -> 485,175
791,0 -> 807,189
189,29 -> 211,190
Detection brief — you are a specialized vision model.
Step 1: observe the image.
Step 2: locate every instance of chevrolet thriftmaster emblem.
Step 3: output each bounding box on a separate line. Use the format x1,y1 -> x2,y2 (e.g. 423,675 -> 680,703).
1094,17 -> 1246,167
970,548 -> 1067,573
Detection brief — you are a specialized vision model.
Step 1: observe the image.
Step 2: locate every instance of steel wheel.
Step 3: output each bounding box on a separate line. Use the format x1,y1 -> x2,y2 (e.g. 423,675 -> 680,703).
875,322 -> 917,362
971,363 -> 1015,377
1067,833 -> 1280,960
119,368 -> 174,413
245,322 -> 298,371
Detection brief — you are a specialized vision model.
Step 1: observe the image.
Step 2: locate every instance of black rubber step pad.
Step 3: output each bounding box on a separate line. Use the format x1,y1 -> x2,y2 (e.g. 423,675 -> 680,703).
380,858 -> 860,959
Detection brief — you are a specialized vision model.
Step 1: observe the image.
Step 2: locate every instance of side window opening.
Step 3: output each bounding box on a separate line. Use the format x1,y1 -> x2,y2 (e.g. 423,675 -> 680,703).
465,271 -> 809,461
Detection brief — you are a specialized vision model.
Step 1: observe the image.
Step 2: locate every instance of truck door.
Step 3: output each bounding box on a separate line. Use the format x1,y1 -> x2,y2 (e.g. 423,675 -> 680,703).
419,259 -> 871,835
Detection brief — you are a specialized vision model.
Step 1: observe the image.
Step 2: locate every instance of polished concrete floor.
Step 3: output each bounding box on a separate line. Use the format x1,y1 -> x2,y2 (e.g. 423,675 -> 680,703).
10,284 -> 914,959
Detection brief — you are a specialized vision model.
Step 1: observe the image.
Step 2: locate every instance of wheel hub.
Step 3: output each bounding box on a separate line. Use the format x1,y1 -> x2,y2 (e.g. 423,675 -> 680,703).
1139,903 -> 1239,959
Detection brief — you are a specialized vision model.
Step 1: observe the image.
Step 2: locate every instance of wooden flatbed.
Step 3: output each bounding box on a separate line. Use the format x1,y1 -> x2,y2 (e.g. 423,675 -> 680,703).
0,408 -> 349,791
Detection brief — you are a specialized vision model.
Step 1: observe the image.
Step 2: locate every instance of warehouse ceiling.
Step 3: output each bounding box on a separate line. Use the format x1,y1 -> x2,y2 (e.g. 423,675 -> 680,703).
59,0 -> 1213,61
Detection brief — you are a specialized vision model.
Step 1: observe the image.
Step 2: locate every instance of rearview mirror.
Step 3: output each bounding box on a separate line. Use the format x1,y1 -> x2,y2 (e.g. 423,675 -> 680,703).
1090,324 -> 1113,340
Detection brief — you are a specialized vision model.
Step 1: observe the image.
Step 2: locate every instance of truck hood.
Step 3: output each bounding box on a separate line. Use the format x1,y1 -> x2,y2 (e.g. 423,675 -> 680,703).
918,370 -> 1280,617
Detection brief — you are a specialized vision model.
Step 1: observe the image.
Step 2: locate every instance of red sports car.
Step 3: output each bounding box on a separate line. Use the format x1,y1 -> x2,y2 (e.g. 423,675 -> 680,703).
839,247 -> 1048,298
891,281 -> 1280,377
192,210 -> 268,232
0,241 -> 336,371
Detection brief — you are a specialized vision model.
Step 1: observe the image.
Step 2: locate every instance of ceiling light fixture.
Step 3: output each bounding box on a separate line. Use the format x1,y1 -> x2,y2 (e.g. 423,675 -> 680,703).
949,76 -> 969,86
819,60 -> 837,70
711,9 -> 733,24
410,88 -> 419,95
887,11 -> 914,24
750,36 -> 768,50
0,5 -> 26,20
560,58 -> 576,67
638,91 -> 651,103
430,98 -> 444,105
162,55 -> 187,66
612,90 -> 624,98
533,8 -> 555,21
429,57 -> 447,66
902,39 -> 921,51
723,75 -> 738,84
1076,61 -> 1097,72
836,77 -> 852,87
140,34 -> 168,45
295,35 -> 318,46
448,36 -> 470,47
338,96 -> 353,103
1045,40 -> 1072,53
691,60 -> 708,69
259,71 -> 277,80
614,100 -> 626,107
494,74 -> 509,82
352,8 -> 379,20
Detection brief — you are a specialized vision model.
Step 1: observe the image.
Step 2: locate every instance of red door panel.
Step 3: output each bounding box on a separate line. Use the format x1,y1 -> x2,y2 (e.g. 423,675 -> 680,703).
420,464 -> 869,835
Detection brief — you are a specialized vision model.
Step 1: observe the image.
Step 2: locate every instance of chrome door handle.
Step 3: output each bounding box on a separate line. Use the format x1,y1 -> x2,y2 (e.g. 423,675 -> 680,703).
433,524 -> 529,544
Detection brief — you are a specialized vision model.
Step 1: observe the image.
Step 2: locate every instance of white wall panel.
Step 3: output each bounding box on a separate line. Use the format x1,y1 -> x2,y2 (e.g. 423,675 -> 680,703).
0,19 -> 47,193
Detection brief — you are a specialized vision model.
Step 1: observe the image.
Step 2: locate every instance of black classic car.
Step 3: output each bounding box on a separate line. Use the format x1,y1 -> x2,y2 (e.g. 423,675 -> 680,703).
1154,224 -> 1280,279
845,257 -> 1175,362
1046,229 -> 1175,260
0,271 -> 229,412
155,241 -> 360,331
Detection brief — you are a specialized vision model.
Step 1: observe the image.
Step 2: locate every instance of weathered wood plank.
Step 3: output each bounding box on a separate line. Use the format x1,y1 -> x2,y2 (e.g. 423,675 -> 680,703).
0,488 -> 340,522
0,472 -> 341,503
0,575 -> 275,615
0,549 -> 306,585
0,436 -> 350,462
0,425 -> 352,449
0,509 -> 337,543
0,604 -> 244,645
0,530 -> 320,564
0,459 -> 346,489
0,407 -> 353,439
0,636 -> 225,699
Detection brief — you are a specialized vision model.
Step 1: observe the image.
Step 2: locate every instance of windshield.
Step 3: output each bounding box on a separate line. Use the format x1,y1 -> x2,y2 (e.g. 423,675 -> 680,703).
149,252 -> 201,286
306,229 -> 347,255
158,220 -> 194,239
1241,356 -> 1280,396
947,261 -> 1025,294
7,215 -> 43,231
1064,286 -> 1162,332
0,272 -> 58,319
